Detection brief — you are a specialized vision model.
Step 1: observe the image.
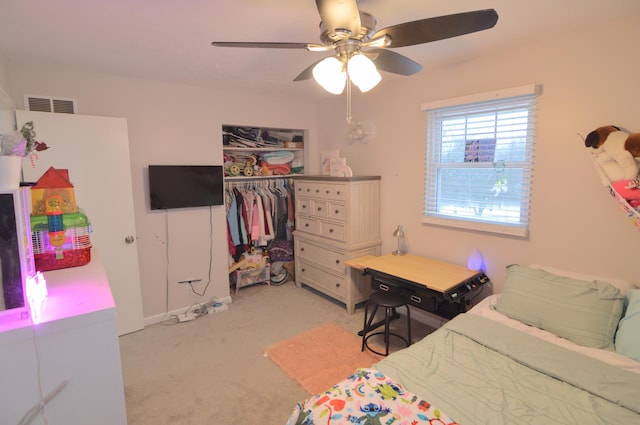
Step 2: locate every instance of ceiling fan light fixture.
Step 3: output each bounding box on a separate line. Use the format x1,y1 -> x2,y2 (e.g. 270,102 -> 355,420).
312,56 -> 346,94
347,54 -> 381,93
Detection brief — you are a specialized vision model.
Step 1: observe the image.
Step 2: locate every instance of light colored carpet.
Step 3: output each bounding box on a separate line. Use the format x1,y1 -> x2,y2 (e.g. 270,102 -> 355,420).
119,282 -> 434,425
265,323 -> 382,394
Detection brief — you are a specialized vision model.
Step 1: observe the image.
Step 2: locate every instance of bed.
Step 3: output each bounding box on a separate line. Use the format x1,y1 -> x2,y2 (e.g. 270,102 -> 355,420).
287,264 -> 640,424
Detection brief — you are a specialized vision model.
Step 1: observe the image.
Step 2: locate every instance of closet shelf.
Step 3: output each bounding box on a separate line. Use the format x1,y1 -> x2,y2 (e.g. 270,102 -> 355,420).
223,147 -> 303,152
222,124 -> 305,180
225,174 -> 304,181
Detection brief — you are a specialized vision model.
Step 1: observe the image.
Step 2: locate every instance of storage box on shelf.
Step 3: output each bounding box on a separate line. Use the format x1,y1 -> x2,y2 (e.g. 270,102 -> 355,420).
222,125 -> 304,179
293,176 -> 381,314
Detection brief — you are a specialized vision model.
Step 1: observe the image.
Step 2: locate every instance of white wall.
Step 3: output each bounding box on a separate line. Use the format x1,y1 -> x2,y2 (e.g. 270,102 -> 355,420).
3,13 -> 639,321
5,63 -> 319,320
317,15 -> 639,291
0,52 -> 15,132
0,51 -> 9,92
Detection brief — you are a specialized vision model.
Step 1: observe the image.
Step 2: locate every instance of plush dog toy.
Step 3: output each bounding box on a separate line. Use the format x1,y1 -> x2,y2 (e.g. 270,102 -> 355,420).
585,125 -> 640,206
585,125 -> 640,181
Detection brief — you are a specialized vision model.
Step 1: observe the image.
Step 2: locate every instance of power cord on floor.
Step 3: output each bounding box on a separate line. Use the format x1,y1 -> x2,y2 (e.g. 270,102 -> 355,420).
161,205 -> 220,326
168,296 -> 228,324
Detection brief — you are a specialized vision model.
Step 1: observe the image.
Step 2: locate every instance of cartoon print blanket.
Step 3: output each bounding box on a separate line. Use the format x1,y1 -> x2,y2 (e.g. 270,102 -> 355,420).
286,367 -> 458,425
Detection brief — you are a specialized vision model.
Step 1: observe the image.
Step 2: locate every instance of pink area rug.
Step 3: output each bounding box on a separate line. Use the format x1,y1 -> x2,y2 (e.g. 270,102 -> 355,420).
265,323 -> 383,394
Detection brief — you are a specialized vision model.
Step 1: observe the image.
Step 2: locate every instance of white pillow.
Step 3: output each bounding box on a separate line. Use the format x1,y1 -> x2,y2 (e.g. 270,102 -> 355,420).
529,264 -> 637,295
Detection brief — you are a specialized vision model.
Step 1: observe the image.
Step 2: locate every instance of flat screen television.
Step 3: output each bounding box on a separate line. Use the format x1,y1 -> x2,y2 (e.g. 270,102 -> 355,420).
149,165 -> 224,210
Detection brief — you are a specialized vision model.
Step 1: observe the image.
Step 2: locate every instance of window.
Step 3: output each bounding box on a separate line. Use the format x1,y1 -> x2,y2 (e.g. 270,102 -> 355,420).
422,85 -> 540,237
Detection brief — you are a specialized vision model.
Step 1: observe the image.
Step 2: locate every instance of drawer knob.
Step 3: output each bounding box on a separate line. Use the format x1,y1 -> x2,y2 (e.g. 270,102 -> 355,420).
326,190 -> 330,194
337,191 -> 341,195
300,247 -> 305,251
305,223 -> 309,227
334,209 -> 339,214
335,283 -> 341,288
317,207 -> 322,212
306,188 -> 310,192
301,268 -> 306,272
302,205 -> 307,209
329,228 -> 334,233
315,189 -> 320,193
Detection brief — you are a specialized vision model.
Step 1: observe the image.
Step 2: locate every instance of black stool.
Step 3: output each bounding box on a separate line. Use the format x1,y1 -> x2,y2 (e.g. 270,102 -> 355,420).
361,291 -> 411,356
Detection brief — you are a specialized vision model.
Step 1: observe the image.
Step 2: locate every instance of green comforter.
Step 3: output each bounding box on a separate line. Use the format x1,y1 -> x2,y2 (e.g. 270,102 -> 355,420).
375,314 -> 640,424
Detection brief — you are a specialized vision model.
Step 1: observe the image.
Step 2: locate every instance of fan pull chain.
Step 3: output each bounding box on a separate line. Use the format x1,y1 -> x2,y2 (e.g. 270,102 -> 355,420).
345,74 -> 353,126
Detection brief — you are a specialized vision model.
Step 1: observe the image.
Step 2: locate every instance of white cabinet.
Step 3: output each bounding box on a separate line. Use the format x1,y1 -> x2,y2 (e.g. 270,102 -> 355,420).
0,255 -> 127,425
293,176 -> 381,314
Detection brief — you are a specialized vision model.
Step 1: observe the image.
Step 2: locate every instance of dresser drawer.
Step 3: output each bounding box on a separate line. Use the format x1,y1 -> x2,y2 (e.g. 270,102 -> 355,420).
297,216 -> 318,234
327,202 -> 347,221
296,259 -> 347,299
296,181 -> 347,201
298,198 -> 311,215
310,199 -> 328,217
319,221 -> 345,241
296,240 -> 346,274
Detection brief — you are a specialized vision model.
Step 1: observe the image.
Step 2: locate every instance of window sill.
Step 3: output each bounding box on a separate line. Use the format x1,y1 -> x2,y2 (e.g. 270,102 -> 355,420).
421,215 -> 528,238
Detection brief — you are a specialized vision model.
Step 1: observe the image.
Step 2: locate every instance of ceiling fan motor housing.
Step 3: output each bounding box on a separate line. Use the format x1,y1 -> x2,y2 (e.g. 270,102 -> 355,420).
320,11 -> 377,45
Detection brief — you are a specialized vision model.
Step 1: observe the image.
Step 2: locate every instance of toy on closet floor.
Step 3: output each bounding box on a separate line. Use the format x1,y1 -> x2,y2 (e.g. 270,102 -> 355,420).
228,249 -> 270,294
585,125 -> 640,207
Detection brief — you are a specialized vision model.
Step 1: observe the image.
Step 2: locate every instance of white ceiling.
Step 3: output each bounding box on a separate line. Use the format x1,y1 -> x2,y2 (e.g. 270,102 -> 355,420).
1,0 -> 639,98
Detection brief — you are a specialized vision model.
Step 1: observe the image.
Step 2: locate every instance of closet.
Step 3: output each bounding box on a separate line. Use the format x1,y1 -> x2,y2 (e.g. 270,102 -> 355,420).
223,124 -> 305,291
225,179 -> 295,260
225,178 -> 296,291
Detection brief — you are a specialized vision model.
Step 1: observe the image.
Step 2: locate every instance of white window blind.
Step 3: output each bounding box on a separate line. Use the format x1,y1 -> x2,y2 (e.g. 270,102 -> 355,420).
422,85 -> 540,237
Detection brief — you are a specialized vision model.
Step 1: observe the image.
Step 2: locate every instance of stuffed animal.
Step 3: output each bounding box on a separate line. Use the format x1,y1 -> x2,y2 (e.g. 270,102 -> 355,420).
585,125 -> 640,207
585,125 -> 640,181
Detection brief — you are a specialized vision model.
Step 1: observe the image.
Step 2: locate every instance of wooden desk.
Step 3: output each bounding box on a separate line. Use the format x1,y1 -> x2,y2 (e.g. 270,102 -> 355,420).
345,254 -> 489,319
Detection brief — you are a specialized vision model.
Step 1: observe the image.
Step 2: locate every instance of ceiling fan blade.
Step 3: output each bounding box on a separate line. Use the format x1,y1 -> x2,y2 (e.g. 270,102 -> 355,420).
293,58 -> 326,81
365,49 -> 423,76
316,0 -> 361,37
212,41 -> 322,50
373,9 -> 498,48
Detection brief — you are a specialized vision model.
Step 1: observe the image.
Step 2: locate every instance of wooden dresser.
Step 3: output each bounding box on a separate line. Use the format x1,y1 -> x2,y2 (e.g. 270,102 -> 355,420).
293,176 -> 381,313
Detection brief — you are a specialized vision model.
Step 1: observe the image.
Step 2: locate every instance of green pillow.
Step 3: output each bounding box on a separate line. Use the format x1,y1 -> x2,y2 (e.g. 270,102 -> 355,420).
494,264 -> 624,350
615,290 -> 640,361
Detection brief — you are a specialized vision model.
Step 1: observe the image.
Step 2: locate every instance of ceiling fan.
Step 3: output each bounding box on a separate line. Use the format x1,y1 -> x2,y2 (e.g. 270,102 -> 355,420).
212,0 -> 499,94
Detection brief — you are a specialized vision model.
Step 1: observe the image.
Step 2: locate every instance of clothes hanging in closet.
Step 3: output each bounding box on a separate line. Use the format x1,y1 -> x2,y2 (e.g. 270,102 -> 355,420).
225,179 -> 294,262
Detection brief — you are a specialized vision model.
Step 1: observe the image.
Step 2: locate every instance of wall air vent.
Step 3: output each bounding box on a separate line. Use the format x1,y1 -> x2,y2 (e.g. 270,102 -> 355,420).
24,95 -> 77,114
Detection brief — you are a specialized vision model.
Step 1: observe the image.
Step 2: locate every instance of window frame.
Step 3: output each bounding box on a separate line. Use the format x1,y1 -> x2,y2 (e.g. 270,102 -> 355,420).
421,85 -> 541,237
